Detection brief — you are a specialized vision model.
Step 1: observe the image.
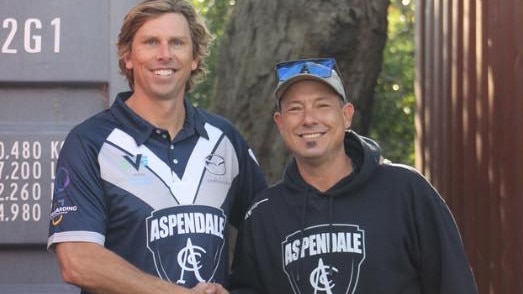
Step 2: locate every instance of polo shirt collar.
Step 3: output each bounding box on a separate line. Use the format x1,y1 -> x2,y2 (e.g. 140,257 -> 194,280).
110,91 -> 208,146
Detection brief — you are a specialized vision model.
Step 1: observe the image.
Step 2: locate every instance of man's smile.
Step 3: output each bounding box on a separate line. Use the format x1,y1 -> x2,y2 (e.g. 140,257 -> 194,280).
152,68 -> 176,76
300,132 -> 324,139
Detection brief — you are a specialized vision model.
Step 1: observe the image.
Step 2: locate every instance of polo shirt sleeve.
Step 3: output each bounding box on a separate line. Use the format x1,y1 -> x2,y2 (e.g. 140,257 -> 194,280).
47,128 -> 107,249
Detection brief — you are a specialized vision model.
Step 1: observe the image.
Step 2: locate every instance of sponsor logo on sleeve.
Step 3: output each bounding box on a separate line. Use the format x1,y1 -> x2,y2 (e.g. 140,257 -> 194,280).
50,167 -> 78,226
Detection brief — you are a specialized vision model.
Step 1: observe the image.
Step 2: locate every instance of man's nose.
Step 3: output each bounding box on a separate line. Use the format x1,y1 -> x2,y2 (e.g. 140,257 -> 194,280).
302,106 -> 318,125
157,42 -> 172,60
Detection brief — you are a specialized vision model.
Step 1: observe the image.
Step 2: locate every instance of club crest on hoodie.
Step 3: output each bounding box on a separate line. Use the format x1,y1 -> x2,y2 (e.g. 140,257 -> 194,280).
281,224 -> 366,294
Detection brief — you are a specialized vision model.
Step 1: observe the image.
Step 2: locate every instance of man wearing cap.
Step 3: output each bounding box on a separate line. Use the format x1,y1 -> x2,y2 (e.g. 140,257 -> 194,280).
229,58 -> 478,293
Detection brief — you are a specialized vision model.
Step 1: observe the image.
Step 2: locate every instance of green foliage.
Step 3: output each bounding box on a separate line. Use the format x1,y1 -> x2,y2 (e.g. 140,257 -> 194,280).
190,0 -> 235,107
370,0 -> 416,165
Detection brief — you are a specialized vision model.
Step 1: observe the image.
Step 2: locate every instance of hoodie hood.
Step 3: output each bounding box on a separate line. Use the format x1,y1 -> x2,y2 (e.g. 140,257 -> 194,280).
282,130 -> 382,197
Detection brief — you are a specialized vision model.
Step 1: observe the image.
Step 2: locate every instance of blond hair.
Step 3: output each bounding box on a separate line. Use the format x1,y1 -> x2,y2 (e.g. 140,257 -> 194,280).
117,0 -> 211,91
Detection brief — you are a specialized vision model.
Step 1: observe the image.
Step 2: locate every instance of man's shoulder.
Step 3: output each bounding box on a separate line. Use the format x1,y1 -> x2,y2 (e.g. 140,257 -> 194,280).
378,162 -> 428,181
244,183 -> 286,219
192,106 -> 252,152
69,109 -> 115,136
62,109 -> 119,153
376,162 -> 440,201
194,107 -> 237,132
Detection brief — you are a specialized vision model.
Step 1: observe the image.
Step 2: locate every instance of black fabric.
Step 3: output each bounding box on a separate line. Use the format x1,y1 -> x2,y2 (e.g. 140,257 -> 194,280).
230,131 -> 478,294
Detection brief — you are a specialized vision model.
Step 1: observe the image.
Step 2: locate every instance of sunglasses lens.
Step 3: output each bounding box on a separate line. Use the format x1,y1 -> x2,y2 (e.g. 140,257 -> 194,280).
276,59 -> 335,82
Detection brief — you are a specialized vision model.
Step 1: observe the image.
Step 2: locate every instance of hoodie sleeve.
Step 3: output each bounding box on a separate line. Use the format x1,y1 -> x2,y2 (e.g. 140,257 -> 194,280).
229,215 -> 263,294
228,142 -> 267,229
410,172 -> 478,294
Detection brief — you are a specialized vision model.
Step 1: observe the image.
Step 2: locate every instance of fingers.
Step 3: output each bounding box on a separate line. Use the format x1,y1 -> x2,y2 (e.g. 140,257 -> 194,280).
191,282 -> 229,294
211,283 -> 228,294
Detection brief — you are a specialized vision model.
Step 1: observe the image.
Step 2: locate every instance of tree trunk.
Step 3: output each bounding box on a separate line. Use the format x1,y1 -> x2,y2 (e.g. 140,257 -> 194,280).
211,0 -> 389,182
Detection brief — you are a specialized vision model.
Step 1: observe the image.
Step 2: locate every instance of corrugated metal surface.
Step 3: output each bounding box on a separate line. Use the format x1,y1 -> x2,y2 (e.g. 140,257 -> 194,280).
0,1 -> 139,292
415,0 -> 523,293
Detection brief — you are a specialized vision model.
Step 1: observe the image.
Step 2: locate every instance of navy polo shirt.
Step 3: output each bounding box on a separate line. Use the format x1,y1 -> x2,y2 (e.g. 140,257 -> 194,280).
48,91 -> 266,288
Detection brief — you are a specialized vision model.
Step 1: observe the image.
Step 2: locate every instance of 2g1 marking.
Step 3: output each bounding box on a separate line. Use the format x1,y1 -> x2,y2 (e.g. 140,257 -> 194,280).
1,17 -> 61,54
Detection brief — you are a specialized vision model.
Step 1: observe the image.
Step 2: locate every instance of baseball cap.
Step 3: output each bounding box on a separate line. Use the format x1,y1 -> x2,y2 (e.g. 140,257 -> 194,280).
274,58 -> 347,103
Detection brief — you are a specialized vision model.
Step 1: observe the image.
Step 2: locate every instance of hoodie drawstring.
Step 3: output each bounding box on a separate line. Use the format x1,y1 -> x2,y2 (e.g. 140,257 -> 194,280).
328,193 -> 334,230
327,193 -> 335,271
296,188 -> 310,281
296,189 -> 336,282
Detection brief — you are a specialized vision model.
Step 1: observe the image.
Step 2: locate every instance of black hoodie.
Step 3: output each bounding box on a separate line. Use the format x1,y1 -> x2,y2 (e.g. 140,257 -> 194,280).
230,131 -> 477,294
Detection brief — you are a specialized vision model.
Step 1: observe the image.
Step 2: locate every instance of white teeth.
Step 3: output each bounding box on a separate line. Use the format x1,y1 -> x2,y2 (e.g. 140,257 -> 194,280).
302,133 -> 321,139
153,69 -> 174,76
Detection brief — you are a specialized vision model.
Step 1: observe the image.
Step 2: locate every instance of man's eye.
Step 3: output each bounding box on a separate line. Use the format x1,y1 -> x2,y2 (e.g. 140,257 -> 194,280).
287,106 -> 302,112
171,39 -> 184,46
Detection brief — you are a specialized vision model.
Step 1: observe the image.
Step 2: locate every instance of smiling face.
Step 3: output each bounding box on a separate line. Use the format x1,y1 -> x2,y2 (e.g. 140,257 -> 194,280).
274,80 -> 354,165
124,12 -> 198,101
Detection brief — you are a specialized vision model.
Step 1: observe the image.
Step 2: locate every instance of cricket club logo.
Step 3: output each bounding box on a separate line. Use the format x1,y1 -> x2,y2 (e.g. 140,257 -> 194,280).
146,205 -> 226,286
282,224 -> 366,294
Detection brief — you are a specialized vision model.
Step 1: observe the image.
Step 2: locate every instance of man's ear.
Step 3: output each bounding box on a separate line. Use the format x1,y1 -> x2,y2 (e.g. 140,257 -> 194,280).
273,111 -> 282,129
342,103 -> 355,129
123,51 -> 133,70
191,56 -> 199,71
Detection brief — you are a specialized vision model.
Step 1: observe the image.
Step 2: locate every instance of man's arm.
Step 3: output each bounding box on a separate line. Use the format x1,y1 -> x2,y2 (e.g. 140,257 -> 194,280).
409,172 -> 478,294
56,242 -> 226,294
229,215 -> 263,294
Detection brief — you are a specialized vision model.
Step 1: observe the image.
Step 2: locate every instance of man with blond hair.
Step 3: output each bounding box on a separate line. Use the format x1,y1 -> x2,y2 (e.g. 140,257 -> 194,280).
48,1 -> 266,293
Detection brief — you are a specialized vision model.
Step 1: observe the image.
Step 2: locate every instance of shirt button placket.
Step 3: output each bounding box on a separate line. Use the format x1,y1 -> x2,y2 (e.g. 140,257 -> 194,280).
170,144 -> 178,165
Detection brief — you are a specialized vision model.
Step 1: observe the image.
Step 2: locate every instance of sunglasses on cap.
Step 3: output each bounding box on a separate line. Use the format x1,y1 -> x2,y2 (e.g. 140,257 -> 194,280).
275,58 -> 337,82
